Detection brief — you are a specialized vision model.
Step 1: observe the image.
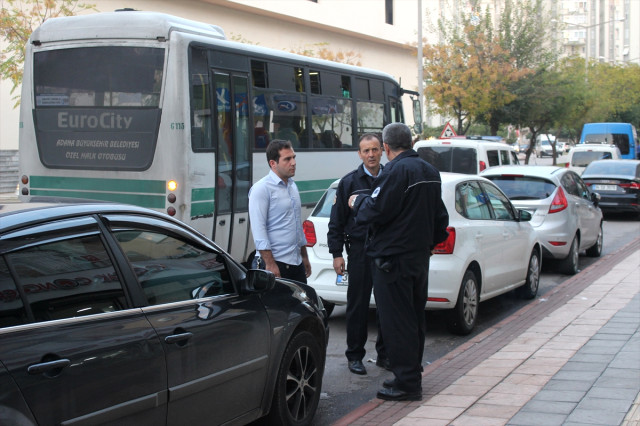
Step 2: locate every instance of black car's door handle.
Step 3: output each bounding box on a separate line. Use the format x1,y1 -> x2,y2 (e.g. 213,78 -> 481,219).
165,332 -> 193,345
27,359 -> 71,375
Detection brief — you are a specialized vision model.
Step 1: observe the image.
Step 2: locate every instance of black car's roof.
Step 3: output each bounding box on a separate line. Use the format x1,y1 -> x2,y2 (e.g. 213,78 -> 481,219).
0,201 -> 178,235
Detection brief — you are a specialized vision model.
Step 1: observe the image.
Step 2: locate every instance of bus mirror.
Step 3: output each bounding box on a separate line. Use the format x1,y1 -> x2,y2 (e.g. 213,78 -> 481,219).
413,123 -> 422,134
412,98 -> 422,124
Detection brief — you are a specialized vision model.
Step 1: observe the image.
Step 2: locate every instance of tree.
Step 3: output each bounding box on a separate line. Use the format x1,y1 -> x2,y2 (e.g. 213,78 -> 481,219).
0,0 -> 96,104
288,42 -> 361,66
422,0 -> 554,135
508,66 -> 578,164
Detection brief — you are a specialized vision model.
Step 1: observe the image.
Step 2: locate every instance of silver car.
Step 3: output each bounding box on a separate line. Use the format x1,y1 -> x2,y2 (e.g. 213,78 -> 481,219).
481,165 -> 603,274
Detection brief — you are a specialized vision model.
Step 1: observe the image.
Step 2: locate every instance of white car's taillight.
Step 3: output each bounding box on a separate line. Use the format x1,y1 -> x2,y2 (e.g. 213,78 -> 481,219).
433,227 -> 456,254
303,220 -> 317,247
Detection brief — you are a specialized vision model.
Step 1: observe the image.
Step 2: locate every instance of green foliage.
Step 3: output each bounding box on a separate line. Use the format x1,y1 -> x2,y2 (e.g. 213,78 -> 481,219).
0,0 -> 96,105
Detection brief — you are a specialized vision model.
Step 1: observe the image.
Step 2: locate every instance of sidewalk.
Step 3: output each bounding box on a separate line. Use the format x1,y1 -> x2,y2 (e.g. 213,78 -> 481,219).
336,237 -> 640,426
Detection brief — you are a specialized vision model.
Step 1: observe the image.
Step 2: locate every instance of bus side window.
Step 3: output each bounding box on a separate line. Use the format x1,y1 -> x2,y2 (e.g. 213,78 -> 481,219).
190,47 -> 213,150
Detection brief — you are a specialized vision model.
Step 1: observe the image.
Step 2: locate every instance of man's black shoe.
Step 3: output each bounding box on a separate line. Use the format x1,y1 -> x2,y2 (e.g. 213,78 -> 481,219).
376,387 -> 422,401
348,360 -> 366,375
382,378 -> 396,389
376,357 -> 391,371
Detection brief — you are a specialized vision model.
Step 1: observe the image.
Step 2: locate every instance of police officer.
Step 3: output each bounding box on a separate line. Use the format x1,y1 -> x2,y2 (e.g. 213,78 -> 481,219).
349,123 -> 449,401
328,133 -> 388,376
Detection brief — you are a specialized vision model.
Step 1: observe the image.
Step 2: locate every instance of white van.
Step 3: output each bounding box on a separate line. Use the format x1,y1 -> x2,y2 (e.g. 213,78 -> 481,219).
413,137 -> 519,174
566,144 -> 622,175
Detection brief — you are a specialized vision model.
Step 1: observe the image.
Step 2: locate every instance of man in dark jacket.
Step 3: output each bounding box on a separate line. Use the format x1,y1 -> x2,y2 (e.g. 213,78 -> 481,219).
328,133 -> 388,376
348,123 -> 449,401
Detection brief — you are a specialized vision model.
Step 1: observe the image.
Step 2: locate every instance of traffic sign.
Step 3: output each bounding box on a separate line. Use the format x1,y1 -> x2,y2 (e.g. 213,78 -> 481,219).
440,122 -> 457,138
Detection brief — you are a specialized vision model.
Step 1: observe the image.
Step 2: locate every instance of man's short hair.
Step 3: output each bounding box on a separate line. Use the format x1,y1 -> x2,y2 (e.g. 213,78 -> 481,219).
358,132 -> 382,149
266,139 -> 292,164
382,123 -> 412,151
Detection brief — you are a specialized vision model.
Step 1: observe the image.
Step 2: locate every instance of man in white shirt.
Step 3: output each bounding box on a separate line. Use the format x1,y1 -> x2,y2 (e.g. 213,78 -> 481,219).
248,139 -> 311,282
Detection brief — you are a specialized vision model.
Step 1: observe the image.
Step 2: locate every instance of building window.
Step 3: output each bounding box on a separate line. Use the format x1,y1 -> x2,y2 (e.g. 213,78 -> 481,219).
385,0 -> 393,25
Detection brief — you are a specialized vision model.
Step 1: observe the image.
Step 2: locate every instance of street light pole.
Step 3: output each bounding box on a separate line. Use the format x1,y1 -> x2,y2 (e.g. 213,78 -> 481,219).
560,18 -> 625,80
417,0 -> 424,132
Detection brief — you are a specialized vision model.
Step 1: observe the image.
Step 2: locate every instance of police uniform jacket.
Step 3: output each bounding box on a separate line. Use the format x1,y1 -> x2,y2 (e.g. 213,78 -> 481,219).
327,163 -> 382,259
352,149 -> 449,258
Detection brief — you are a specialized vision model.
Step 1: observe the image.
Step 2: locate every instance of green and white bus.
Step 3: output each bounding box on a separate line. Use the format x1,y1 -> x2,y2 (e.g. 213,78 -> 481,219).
18,10 -> 419,263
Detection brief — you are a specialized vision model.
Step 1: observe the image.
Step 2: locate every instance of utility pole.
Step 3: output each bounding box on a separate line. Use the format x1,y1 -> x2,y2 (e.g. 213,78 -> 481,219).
417,0 -> 424,132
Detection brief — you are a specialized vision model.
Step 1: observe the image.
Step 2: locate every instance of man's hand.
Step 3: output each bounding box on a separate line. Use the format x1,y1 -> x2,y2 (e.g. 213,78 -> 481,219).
264,260 -> 281,278
333,257 -> 345,275
301,247 -> 312,278
348,194 -> 358,209
259,250 -> 280,277
303,257 -> 312,278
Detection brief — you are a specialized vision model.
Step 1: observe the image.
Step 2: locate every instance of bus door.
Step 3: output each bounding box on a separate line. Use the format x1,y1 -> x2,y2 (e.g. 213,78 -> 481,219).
212,71 -> 251,261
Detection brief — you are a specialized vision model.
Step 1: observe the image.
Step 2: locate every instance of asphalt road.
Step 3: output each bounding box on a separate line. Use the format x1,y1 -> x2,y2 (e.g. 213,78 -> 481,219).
310,154 -> 639,426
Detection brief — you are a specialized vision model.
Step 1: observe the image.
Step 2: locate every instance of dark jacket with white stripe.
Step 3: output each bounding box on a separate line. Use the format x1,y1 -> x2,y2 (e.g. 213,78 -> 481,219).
352,149 -> 449,258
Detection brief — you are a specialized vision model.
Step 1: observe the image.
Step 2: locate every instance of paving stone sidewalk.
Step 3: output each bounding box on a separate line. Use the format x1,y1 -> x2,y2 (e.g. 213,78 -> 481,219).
335,238 -> 640,426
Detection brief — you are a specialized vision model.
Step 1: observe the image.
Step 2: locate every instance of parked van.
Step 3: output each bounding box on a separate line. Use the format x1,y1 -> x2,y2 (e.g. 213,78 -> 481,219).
414,138 -> 519,174
566,144 -> 622,175
579,123 -> 639,160
536,134 -> 556,157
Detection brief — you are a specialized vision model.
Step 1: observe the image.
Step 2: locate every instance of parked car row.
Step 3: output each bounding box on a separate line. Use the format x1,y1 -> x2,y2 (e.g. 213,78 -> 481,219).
0,202 -> 329,426
304,138 -> 622,338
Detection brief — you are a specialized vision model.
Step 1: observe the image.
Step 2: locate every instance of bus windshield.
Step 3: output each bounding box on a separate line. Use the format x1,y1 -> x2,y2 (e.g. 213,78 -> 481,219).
33,46 -> 165,170
35,46 -> 164,108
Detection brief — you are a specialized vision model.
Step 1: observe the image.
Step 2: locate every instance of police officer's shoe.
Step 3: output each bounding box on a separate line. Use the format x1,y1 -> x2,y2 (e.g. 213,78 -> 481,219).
376,357 -> 391,371
376,387 -> 422,401
348,360 -> 366,375
382,378 -> 396,389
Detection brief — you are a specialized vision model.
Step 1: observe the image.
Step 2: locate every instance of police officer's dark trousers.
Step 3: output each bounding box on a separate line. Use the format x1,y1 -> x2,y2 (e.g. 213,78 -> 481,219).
345,240 -> 384,362
372,251 -> 428,392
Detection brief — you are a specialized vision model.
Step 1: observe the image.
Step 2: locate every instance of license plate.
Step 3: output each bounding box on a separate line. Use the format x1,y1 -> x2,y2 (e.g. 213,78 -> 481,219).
593,184 -> 617,191
336,273 -> 349,286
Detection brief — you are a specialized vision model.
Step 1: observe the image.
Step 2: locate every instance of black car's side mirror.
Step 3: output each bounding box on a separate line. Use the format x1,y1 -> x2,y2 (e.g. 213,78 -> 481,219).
242,269 -> 276,293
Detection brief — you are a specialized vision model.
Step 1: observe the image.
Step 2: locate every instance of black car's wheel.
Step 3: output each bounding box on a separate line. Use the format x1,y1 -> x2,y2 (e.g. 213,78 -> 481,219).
320,298 -> 335,317
518,249 -> 540,299
586,223 -> 603,257
267,331 -> 323,426
559,234 -> 580,275
447,269 -> 479,335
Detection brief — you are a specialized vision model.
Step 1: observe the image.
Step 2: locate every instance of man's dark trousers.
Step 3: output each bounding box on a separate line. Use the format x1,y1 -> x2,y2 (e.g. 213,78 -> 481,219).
372,251 -> 428,392
345,240 -> 384,362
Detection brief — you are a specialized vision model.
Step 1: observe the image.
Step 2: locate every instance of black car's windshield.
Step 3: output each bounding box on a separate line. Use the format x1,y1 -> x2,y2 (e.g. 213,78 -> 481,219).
583,162 -> 639,178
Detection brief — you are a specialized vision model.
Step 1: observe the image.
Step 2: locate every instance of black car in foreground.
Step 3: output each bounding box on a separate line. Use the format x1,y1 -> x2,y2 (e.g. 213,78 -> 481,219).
582,159 -> 640,216
0,202 -> 328,426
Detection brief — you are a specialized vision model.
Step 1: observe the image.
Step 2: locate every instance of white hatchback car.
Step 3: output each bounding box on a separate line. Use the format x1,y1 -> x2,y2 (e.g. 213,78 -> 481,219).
566,144 -> 622,175
413,138 -> 519,174
303,173 -> 542,335
481,165 -> 603,275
